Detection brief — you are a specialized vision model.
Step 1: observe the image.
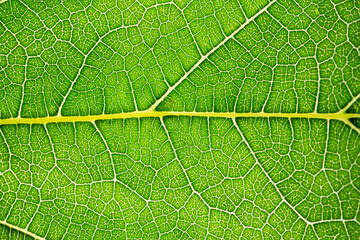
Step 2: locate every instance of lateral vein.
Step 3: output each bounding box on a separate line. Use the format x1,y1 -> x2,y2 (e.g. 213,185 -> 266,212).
148,0 -> 277,111
0,220 -> 45,240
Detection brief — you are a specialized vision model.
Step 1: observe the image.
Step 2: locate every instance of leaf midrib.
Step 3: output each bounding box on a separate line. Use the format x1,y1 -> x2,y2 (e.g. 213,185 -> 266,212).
1,111 -> 359,126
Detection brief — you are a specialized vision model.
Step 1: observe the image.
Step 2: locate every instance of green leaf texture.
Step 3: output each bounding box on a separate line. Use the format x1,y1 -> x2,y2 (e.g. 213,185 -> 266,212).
0,0 -> 360,239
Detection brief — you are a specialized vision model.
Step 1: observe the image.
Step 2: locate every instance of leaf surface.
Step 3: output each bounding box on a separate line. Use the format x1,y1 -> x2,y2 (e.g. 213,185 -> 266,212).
0,0 -> 360,239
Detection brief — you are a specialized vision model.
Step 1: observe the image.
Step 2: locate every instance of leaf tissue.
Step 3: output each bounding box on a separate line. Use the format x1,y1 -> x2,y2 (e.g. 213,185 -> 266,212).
0,0 -> 360,239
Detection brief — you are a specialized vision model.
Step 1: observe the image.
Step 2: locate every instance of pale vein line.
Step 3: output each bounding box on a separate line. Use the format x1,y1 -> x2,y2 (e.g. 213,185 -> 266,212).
339,92 -> 360,113
148,0 -> 277,111
342,118 -> 360,135
92,121 -> 154,205
0,220 -> 45,240
231,118 -> 314,227
159,117 -> 247,231
233,117 -> 355,238
92,121 -> 117,181
56,25 -> 140,116
159,117 -> 205,201
160,116 -> 218,236
319,120 -> 352,238
92,120 -> 161,232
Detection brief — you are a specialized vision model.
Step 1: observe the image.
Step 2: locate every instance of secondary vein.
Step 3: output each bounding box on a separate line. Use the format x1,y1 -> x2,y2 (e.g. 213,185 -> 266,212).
147,0 -> 277,112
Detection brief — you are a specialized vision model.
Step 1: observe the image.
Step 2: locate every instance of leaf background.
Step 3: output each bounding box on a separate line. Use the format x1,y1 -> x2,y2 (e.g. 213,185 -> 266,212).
0,0 -> 359,239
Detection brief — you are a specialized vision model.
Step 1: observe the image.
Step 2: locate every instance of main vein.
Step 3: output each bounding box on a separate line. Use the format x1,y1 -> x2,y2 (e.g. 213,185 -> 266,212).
1,111 -> 359,125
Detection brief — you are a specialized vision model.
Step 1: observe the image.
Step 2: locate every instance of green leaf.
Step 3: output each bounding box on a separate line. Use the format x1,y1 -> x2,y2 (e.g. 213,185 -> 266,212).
0,0 -> 360,239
